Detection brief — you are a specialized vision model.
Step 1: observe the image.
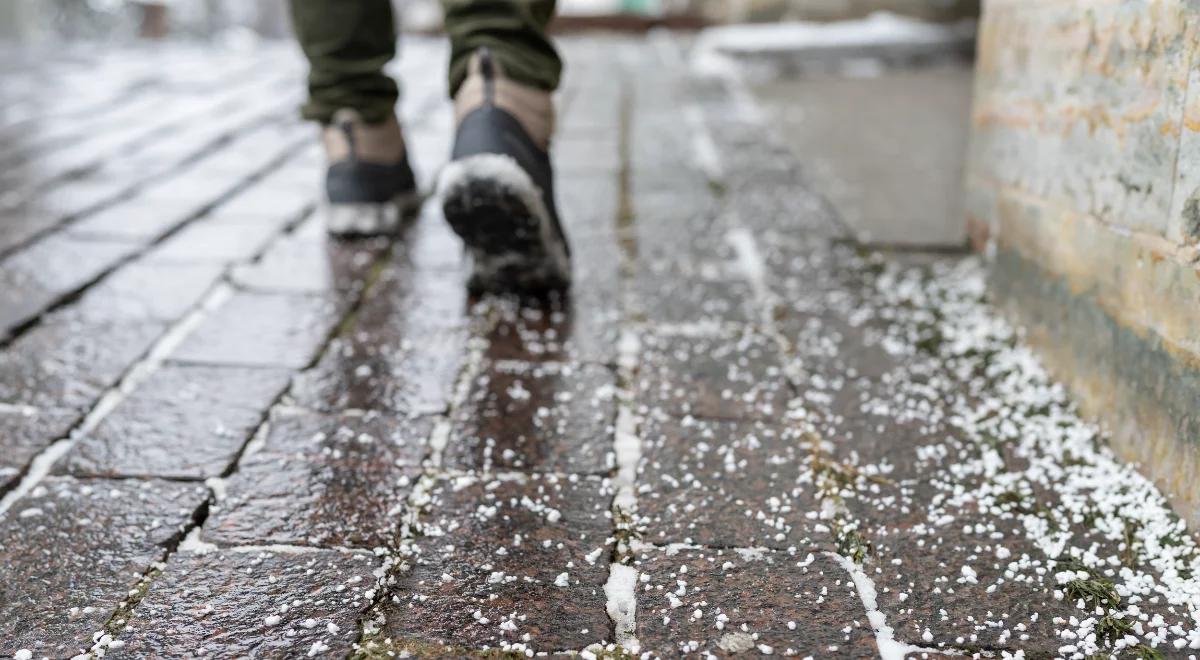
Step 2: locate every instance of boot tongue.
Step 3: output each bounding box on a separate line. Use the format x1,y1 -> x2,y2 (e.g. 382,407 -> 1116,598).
336,113 -> 358,162
479,47 -> 496,103
479,47 -> 495,79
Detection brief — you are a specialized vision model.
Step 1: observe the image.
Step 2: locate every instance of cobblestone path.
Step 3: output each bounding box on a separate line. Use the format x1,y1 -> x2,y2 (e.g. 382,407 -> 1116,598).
2,36 -> 1200,659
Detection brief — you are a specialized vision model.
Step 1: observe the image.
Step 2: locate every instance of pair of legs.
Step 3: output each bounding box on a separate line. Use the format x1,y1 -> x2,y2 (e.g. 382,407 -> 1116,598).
287,0 -> 571,292
289,0 -> 561,124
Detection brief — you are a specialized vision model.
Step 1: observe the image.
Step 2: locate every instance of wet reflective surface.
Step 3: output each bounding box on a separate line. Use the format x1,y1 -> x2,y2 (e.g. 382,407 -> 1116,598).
381,474 -> 614,653
62,259 -> 225,324
444,360 -> 617,474
0,234 -> 138,337
59,364 -> 292,479
169,291 -> 348,369
482,293 -> 619,365
637,416 -> 829,549
207,409 -> 429,548
114,549 -> 377,658
0,317 -> 166,410
2,35 -> 1199,660
230,222 -> 386,295
634,548 -> 880,657
289,326 -> 467,416
635,329 -> 792,421
0,409 -> 77,490
0,477 -> 206,657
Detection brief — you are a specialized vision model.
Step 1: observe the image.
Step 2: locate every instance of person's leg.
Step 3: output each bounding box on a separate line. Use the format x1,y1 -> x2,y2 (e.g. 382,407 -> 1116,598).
441,0 -> 561,97
289,0 -> 399,124
288,0 -> 418,235
437,0 -> 571,293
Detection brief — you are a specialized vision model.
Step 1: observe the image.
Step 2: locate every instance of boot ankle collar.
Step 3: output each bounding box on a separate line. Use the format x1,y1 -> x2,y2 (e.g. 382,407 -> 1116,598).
321,110 -> 407,165
455,50 -> 555,150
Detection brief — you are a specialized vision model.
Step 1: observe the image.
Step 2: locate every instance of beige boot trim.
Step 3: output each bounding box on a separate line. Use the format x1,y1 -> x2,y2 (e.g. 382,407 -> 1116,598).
453,53 -> 555,150
321,109 -> 407,165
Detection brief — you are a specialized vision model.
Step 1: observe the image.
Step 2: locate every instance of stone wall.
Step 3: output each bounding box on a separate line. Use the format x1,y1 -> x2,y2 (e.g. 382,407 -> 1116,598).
966,0 -> 1200,522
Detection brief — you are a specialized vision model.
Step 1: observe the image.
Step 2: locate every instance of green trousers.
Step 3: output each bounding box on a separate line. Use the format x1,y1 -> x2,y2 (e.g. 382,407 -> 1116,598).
288,0 -> 561,124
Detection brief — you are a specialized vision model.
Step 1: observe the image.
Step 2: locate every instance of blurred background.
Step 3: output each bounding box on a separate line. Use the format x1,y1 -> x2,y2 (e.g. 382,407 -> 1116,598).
0,0 -> 981,249
0,0 -> 979,42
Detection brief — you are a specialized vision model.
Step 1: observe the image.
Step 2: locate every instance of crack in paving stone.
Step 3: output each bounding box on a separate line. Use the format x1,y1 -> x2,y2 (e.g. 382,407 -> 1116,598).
596,74 -> 648,659
83,498 -> 213,658
597,327 -> 645,657
614,72 -> 638,282
603,563 -> 641,656
180,534 -> 377,556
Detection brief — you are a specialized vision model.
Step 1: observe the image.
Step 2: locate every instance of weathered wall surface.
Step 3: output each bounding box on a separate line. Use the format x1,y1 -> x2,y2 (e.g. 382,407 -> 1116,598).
966,0 -> 1200,521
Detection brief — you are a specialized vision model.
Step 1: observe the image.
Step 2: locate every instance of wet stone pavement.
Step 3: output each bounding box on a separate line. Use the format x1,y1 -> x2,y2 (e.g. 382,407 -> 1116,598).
2,35 -> 1200,660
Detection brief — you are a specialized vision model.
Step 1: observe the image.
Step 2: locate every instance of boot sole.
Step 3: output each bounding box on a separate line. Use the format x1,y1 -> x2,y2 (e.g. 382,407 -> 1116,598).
438,154 -> 571,294
325,190 -> 423,237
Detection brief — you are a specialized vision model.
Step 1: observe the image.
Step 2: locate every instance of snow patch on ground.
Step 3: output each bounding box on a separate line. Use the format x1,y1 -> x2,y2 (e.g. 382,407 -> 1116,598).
612,328 -> 643,514
178,528 -> 218,555
829,551 -> 911,660
604,563 -> 640,653
692,12 -> 975,81
684,105 -> 724,184
612,404 -> 641,513
696,11 -> 975,57
726,227 -> 771,312
869,257 -> 1200,655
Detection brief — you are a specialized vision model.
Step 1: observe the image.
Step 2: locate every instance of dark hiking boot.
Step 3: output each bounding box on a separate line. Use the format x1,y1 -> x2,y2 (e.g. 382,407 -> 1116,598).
437,48 -> 571,294
322,108 -> 420,236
